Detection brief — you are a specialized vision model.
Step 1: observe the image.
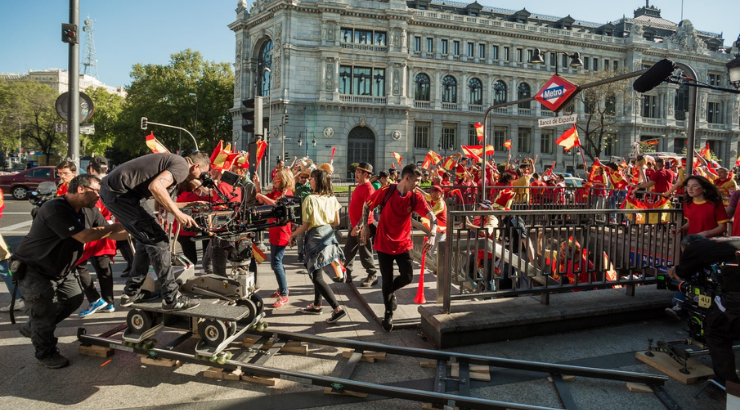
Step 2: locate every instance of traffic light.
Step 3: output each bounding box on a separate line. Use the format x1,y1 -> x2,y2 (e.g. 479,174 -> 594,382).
283,112 -> 289,125
284,152 -> 289,160
241,96 -> 263,136
62,24 -> 78,44
140,117 -> 148,130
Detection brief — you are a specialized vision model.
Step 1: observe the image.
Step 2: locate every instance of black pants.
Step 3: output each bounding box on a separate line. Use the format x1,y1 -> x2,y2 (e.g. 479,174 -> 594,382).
308,269 -> 339,309
176,236 -> 210,267
117,239 -> 134,274
99,188 -> 179,303
343,225 -> 376,279
705,306 -> 740,386
76,255 -> 114,305
377,250 -> 414,314
18,266 -> 84,359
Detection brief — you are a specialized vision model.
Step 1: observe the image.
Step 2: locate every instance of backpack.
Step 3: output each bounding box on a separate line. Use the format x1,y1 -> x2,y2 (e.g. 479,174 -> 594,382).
374,184 -> 418,224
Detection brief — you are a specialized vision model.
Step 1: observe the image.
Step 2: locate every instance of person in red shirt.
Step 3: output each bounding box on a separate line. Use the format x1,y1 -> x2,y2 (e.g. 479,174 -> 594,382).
672,176 -> 729,238
55,161 -> 77,197
530,173 -> 547,204
345,162 -> 378,287
632,158 -> 674,201
359,164 -> 436,332
270,158 -> 284,183
254,168 -> 294,308
174,180 -> 210,266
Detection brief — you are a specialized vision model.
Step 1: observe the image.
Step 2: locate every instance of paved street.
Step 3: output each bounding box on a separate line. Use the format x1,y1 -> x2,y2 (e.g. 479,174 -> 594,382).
0,195 -> 730,410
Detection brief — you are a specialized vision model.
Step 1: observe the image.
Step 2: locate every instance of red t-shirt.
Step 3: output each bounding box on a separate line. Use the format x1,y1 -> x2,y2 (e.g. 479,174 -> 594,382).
683,200 -> 730,236
174,191 -> 209,236
267,189 -> 293,246
367,184 -> 432,255
650,169 -> 674,193
349,182 -> 375,227
56,182 -> 68,197
212,181 -> 242,205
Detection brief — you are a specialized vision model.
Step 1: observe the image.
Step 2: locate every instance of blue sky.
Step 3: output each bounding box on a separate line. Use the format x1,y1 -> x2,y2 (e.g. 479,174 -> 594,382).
1,0 -> 737,88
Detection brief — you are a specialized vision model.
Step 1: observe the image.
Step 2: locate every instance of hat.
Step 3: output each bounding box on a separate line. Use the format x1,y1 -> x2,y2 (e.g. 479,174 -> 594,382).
357,162 -> 373,174
319,163 -> 334,174
298,170 -> 310,177
479,200 -> 493,209
431,185 -> 443,194
89,156 -> 108,169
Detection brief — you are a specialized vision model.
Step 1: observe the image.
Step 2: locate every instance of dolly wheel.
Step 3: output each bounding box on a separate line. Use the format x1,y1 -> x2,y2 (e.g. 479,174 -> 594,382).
236,299 -> 257,325
198,319 -> 229,347
250,293 -> 264,316
127,309 -> 153,335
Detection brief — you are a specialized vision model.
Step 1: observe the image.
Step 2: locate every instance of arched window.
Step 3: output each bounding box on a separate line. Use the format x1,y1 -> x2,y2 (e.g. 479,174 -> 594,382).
415,73 -> 431,101
517,82 -> 531,109
605,93 -> 616,115
493,80 -> 507,105
675,83 -> 689,120
468,78 -> 482,105
257,40 -> 273,97
442,75 -> 457,103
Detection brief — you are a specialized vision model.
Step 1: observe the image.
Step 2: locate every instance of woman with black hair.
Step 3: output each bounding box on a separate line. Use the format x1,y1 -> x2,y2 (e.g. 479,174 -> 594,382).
672,175 -> 729,238
288,169 -> 347,324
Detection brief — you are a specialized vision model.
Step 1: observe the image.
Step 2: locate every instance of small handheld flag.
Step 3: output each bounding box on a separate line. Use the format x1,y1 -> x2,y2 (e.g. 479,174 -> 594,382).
474,122 -> 484,142
503,139 -> 512,150
556,125 -> 580,151
331,147 -> 337,162
145,133 -> 170,154
392,152 -> 403,168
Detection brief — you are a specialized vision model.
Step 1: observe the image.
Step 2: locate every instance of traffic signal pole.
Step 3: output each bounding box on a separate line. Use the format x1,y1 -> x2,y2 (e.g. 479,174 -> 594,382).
67,0 -> 80,168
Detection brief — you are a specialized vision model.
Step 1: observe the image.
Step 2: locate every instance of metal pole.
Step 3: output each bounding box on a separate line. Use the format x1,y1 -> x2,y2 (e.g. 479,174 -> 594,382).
674,62 -> 699,176
17,118 -> 21,155
304,106 -> 308,157
194,95 -> 198,141
67,0 -> 80,169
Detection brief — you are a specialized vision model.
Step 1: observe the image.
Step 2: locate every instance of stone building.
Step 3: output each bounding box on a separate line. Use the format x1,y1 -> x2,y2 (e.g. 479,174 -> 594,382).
229,0 -> 738,177
0,69 -> 126,97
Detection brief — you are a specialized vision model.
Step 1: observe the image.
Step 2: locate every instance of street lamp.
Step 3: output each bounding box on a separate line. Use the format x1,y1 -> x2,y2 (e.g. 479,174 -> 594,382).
189,92 -> 198,142
8,115 -> 21,155
529,49 -> 583,76
727,34 -> 740,89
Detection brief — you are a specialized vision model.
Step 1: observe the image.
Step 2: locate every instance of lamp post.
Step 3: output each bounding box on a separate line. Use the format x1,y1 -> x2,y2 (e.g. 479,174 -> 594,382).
8,115 -> 21,156
263,67 -> 272,178
189,93 -> 198,142
529,49 -> 583,76
727,34 -> 740,90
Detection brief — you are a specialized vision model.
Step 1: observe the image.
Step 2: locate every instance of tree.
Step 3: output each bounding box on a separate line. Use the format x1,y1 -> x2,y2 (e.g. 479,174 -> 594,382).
83,86 -> 125,157
114,49 -> 234,160
569,69 -> 631,161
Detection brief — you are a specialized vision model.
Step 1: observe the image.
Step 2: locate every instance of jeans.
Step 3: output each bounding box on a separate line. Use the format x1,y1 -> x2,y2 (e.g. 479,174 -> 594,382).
270,244 -> 288,296
377,251 -> 415,314
343,229 -> 376,280
297,233 -> 305,256
18,265 -> 84,359
1,259 -> 20,298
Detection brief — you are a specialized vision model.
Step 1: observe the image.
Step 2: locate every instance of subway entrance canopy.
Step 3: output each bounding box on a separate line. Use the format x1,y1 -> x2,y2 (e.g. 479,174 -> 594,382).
534,75 -> 579,112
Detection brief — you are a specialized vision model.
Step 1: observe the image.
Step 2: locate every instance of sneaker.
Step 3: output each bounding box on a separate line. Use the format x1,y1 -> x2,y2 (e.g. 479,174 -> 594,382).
381,312 -> 393,332
99,304 -> 116,313
361,274 -> 378,287
272,296 -> 289,308
37,349 -> 70,369
162,293 -> 200,311
0,299 -> 24,312
297,253 -> 304,263
325,308 -> 346,324
270,289 -> 289,298
79,298 -> 108,317
19,323 -> 31,338
300,304 -> 323,315
120,290 -> 158,307
390,293 -> 398,312
665,306 -> 682,321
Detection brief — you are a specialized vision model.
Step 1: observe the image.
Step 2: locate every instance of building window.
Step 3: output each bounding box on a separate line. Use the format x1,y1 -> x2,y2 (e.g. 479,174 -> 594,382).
414,123 -> 430,148
441,39 -> 448,55
613,60 -> 619,71
415,73 -> 431,101
374,31 -> 387,46
527,49 -> 533,63
518,128 -> 532,153
540,130 -> 553,154
708,73 -> 722,86
478,44 -> 485,59
339,66 -> 352,94
604,59 -> 609,71
468,124 -> 478,145
642,95 -> 659,118
584,56 -> 590,70
493,80 -> 507,105
516,48 -> 523,62
468,78 -> 482,105
593,58 -> 598,71
414,37 -> 421,52
491,45 -> 499,60
453,41 -> 460,56
604,135 -> 616,156
353,67 -> 372,95
467,42 -> 474,57
605,94 -> 616,115
339,66 -> 385,96
562,53 -> 568,68
441,125 -> 456,151
258,40 -> 273,97
675,84 -> 689,120
442,75 -> 457,103
355,29 -> 372,44
517,82 -> 531,109
339,28 -> 387,45
674,138 -> 686,154
708,102 -> 723,124
504,47 -> 510,61
372,68 -> 385,97
549,52 -> 557,67
341,28 -> 353,42
493,126 -> 507,148
426,38 -> 434,52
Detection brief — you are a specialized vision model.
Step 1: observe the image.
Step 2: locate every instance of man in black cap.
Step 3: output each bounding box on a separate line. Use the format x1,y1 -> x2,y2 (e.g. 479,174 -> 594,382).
346,162 -> 378,286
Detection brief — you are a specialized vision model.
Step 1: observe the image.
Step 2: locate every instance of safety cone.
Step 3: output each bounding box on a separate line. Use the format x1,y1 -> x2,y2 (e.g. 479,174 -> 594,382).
415,237 -> 428,304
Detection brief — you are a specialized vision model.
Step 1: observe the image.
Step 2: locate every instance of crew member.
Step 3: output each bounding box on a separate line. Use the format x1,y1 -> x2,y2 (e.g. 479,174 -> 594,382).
360,164 -> 436,332
100,152 -> 210,311
13,174 -> 128,368
55,160 -> 77,196
667,235 -> 740,387
345,162 -> 377,287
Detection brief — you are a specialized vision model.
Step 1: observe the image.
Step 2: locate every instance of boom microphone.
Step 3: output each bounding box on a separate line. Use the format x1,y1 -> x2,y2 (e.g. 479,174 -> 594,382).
633,59 -> 676,93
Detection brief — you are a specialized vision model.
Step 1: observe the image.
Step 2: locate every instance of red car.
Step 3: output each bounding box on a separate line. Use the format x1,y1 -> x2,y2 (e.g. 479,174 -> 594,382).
0,166 -> 57,200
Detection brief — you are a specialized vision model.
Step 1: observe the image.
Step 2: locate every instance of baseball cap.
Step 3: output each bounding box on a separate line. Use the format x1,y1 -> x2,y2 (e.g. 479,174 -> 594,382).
479,200 -> 493,209
431,185 -> 443,193
89,156 -> 108,169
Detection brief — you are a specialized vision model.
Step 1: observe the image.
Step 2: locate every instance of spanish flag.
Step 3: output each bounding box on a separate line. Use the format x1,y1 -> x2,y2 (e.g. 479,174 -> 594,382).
330,260 -> 346,281
421,150 -> 442,170
700,141 -> 710,159
474,122 -> 484,142
235,152 -> 250,169
252,242 -> 267,264
556,125 -> 580,151
503,139 -> 512,150
392,152 -> 403,168
441,156 -> 457,171
145,133 -> 170,154
461,145 -> 495,161
255,140 -> 268,167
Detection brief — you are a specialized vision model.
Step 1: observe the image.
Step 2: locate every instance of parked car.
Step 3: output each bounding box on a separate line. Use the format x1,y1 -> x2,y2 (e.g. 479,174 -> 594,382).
0,166 -> 57,200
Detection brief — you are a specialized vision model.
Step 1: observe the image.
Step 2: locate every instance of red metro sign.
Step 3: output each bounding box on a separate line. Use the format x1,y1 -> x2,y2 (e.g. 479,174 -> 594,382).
534,75 -> 579,112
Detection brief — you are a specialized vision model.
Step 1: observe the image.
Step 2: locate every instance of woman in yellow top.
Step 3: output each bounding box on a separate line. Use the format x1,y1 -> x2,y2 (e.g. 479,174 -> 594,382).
288,169 -> 346,324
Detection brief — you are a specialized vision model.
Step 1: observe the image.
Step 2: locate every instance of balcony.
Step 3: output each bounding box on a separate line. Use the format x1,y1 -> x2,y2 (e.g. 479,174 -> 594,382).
468,104 -> 483,112
493,107 -> 508,114
541,111 -> 555,117
414,100 -> 431,109
340,95 -> 387,104
340,43 -> 388,53
708,123 -> 727,130
517,108 -> 532,116
642,118 -> 664,125
442,102 -> 459,111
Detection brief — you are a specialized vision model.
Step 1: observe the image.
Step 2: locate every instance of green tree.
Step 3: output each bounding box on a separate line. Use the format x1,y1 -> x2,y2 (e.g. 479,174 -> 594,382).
83,86 -> 125,157
114,49 -> 234,160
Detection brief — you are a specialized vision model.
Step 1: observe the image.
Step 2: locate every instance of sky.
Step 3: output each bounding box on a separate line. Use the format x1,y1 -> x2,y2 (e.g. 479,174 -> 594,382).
0,0 -> 737,88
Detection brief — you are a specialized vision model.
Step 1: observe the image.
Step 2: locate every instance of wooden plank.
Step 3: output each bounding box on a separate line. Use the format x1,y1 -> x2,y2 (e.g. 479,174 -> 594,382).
141,356 -> 181,367
203,367 -> 225,379
450,363 -> 491,381
635,351 -> 713,385
341,349 -> 387,363
323,387 -> 368,398
626,382 -> 653,393
421,359 -> 489,375
547,375 -> 576,382
79,344 -> 114,358
242,337 -> 307,355
240,374 -> 279,386
223,368 -> 243,381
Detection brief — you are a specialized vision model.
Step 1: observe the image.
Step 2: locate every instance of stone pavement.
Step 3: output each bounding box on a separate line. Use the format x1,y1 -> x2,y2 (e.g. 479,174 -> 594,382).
0,240 -> 731,410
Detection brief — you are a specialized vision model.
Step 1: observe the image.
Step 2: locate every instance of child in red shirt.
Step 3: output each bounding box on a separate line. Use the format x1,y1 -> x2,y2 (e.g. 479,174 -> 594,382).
673,176 -> 729,238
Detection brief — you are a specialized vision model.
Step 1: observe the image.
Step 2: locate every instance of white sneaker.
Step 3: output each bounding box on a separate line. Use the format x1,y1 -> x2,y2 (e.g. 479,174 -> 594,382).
0,299 -> 24,312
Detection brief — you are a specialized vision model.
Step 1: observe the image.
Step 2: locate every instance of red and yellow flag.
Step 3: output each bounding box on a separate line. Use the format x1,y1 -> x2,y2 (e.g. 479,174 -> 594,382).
639,140 -> 659,146
556,125 -> 580,151
474,122 -> 484,142
255,140 -> 268,168
145,132 -> 170,154
235,152 -> 250,169
545,161 -> 556,176
503,139 -> 512,150
330,260 -> 346,281
700,142 -> 710,159
392,152 -> 403,169
460,145 -> 495,161
441,156 -> 457,171
421,150 -> 442,170
252,242 -> 267,264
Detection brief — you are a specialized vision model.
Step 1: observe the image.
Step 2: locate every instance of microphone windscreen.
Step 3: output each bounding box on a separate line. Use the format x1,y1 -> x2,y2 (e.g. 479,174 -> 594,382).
633,59 -> 675,93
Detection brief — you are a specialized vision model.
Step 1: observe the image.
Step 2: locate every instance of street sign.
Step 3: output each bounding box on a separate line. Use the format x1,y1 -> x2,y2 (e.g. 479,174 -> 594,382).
55,123 -> 95,134
534,75 -> 579,112
55,123 -> 67,133
55,91 -> 95,123
538,114 -> 578,128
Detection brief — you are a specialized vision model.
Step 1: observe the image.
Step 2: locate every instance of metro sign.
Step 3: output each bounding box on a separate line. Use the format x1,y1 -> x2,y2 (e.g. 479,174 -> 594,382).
534,75 -> 579,112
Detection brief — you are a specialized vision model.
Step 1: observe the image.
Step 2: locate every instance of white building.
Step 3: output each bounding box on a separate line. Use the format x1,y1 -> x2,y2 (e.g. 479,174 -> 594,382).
230,0 -> 738,176
0,69 -> 126,98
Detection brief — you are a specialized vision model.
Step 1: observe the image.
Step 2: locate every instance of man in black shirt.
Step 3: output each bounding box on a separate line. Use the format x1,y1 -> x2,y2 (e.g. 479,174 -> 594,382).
668,235 -> 740,387
13,174 -> 128,368
100,152 -> 210,310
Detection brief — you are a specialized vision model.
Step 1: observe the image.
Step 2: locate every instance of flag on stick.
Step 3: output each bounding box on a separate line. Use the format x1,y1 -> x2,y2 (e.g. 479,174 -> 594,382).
545,161 -> 556,176
255,140 -> 268,168
556,125 -> 580,151
474,122 -> 485,142
145,133 -> 170,154
392,152 -> 403,168
700,142 -> 710,159
421,150 -> 442,170
461,145 -> 495,161
331,147 -> 337,162
503,139 -> 512,150
639,140 -> 659,146
252,242 -> 267,264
